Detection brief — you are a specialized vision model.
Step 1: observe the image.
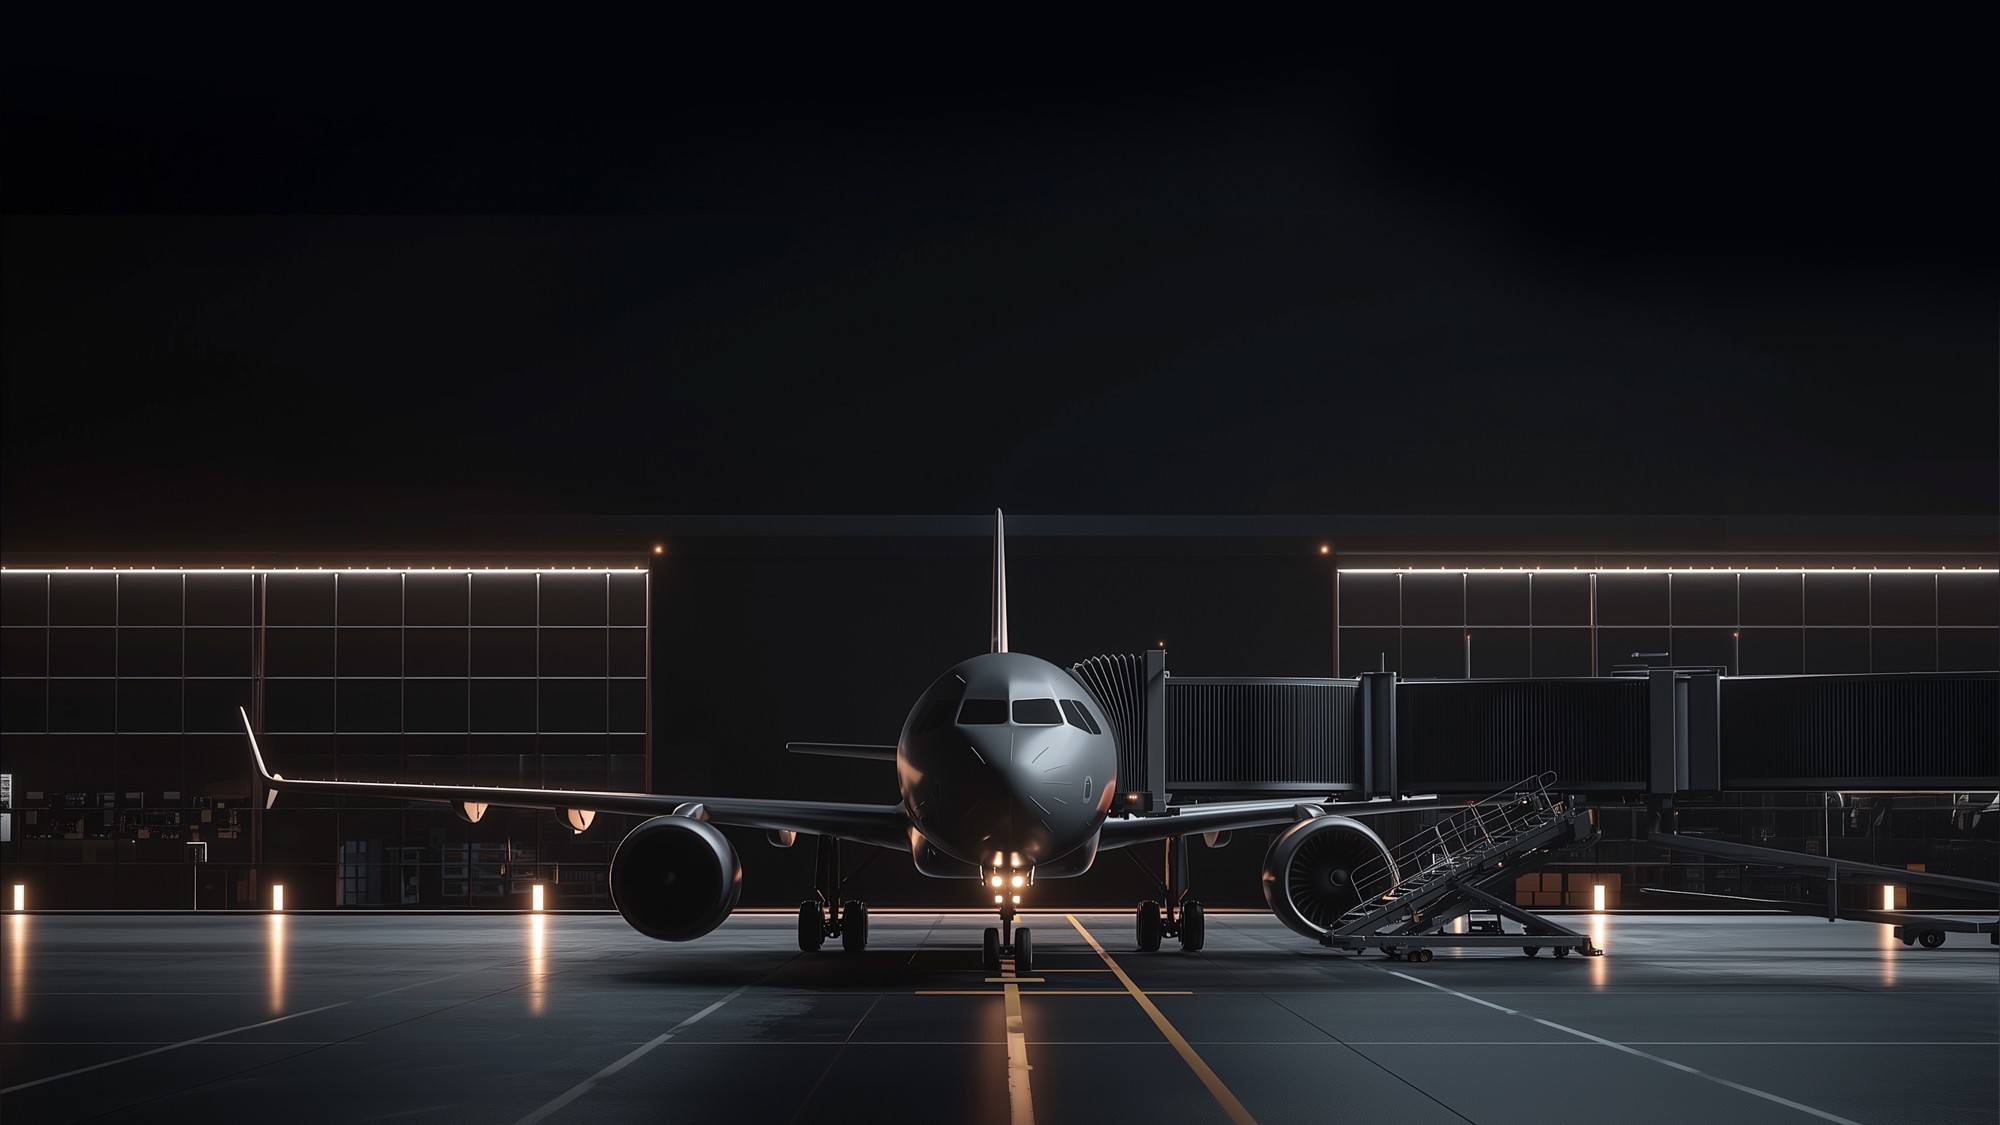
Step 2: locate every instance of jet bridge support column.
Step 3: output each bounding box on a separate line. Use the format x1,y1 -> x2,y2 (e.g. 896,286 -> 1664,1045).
1360,671 -> 1396,799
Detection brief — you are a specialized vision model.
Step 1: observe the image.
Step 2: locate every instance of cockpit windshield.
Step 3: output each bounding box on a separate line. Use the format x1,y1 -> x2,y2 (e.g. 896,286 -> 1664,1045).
957,698 -> 1009,725
1059,699 -> 1101,735
1011,698 -> 1062,725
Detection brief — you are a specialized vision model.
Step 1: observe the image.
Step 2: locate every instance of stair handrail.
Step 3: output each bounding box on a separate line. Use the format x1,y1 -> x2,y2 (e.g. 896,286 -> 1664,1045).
1339,772 -> 1566,919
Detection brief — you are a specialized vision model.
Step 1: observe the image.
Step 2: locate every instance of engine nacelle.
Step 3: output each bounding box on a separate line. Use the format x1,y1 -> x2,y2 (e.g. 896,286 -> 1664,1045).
1261,815 -> 1397,939
609,815 -> 743,941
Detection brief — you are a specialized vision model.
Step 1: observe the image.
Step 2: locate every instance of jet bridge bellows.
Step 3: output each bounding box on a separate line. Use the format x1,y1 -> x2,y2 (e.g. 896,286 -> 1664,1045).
1068,652 -> 1998,800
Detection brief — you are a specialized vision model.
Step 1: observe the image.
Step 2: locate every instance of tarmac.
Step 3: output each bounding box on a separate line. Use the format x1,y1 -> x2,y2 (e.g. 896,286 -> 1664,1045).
3,910 -> 1995,1124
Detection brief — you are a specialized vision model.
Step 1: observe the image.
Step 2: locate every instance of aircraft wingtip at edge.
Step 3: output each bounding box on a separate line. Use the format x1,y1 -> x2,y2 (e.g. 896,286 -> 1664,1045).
239,706 -> 283,782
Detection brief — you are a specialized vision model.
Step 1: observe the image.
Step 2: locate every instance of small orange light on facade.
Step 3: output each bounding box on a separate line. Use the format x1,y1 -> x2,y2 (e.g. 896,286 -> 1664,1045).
532,885 -> 545,912
272,885 -> 285,912
1319,545 -> 1330,555
653,545 -> 665,555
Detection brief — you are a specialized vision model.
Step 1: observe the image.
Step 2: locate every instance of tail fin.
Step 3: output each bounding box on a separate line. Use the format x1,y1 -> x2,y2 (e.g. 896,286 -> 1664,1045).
990,508 -> 1008,653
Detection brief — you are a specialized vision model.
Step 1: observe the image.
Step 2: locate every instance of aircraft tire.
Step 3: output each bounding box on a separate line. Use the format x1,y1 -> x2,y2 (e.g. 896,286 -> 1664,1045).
1136,901 -> 1162,952
983,927 -> 1002,972
798,901 -> 824,952
841,900 -> 868,953
1015,927 -> 1033,973
1178,901 -> 1205,952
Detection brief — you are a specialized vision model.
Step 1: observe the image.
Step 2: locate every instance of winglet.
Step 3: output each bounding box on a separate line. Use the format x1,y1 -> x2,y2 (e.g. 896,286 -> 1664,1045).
240,706 -> 283,783
991,508 -> 1008,653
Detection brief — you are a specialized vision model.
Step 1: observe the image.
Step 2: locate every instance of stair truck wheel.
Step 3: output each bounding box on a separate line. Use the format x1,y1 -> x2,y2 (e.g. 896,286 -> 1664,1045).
1919,929 -> 1946,949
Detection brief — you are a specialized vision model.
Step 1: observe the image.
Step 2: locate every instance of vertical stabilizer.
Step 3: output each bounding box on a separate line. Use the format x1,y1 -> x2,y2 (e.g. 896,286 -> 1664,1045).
991,509 -> 1008,653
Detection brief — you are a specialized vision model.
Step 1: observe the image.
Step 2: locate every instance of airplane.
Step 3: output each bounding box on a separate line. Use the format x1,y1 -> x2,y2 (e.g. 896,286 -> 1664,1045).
240,510 -> 1439,972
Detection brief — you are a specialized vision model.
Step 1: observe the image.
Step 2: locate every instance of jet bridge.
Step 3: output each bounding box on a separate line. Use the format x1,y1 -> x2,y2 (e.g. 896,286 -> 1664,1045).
1066,651 -> 1997,957
1068,651 -> 1998,803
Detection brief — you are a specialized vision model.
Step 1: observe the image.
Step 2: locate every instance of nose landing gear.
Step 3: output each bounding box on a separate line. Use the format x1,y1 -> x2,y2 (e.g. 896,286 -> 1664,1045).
983,906 -> 1034,973
982,866 -> 1034,972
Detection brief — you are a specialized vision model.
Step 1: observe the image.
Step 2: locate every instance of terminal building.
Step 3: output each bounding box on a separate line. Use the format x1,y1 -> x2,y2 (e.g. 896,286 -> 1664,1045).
3,522 -> 1994,915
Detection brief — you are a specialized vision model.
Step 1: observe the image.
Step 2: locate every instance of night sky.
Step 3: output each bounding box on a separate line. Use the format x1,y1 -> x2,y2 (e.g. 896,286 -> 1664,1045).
4,40 -> 1995,551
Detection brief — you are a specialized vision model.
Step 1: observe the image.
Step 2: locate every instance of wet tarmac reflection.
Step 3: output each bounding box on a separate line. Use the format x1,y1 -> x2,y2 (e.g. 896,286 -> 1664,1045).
267,913 -> 287,1014
7,914 -> 25,1024
528,913 -> 546,1015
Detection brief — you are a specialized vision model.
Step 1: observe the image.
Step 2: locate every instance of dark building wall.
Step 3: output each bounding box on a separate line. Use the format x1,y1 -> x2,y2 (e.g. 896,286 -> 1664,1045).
0,568 -> 647,909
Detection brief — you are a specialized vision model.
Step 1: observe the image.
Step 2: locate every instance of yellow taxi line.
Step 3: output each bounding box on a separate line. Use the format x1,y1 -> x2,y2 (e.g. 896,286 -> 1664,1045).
1066,914 -> 1259,1125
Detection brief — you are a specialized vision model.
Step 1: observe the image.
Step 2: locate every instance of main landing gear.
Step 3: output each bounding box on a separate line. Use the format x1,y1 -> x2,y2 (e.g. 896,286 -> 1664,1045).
1132,836 -> 1205,953
797,836 -> 872,953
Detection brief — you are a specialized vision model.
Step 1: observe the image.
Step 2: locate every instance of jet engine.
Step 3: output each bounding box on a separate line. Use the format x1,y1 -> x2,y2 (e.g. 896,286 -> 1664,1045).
609,815 -> 743,941
1261,815 -> 1397,939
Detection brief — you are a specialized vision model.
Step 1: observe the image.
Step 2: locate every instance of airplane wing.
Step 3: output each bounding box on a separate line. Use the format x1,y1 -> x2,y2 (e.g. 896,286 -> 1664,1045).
242,709 -> 910,851
1097,794 -> 1460,849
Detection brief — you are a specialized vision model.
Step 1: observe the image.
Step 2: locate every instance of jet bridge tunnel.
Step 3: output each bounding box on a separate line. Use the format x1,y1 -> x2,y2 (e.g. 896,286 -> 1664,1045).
1070,652 -> 1999,807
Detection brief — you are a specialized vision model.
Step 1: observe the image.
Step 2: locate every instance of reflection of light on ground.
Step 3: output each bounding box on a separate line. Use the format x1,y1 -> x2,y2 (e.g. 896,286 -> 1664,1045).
7,914 -> 26,1024
267,913 -> 287,1014
529,913 -> 546,1015
1877,922 -> 1898,987
1587,914 -> 1609,989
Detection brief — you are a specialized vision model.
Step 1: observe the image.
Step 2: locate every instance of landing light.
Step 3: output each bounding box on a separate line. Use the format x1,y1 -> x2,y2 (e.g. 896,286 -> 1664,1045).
1011,895 -> 1020,904
991,875 -> 1002,887
1011,874 -> 1024,888
994,894 -> 1003,904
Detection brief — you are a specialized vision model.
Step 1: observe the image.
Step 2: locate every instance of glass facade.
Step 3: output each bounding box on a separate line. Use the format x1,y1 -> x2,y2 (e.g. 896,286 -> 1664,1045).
1336,569 -> 1998,679
0,568 -> 648,910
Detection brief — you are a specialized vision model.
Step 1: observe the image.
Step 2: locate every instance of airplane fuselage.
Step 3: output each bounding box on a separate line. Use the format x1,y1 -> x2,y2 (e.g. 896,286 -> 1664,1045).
897,651 -> 1118,878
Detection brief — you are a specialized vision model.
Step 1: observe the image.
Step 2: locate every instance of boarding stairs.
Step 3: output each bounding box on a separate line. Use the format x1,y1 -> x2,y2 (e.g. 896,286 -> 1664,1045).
1321,772 -> 1603,960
